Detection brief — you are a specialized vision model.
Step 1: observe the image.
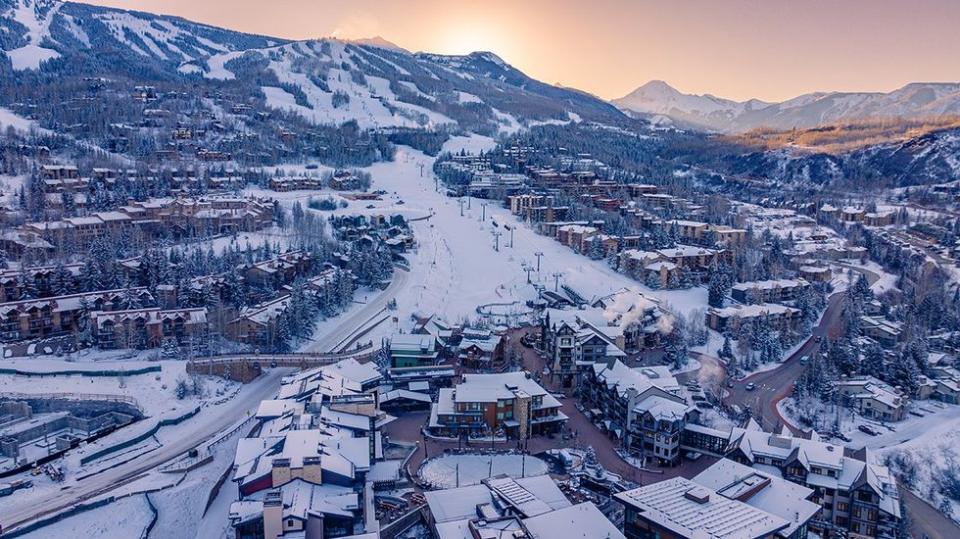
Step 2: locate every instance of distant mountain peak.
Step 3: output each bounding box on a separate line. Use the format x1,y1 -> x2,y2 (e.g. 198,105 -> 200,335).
615,80 -> 960,133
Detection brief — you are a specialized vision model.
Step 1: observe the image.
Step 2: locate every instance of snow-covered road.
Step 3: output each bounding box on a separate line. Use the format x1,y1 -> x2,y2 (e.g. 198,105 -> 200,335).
0,368 -> 289,533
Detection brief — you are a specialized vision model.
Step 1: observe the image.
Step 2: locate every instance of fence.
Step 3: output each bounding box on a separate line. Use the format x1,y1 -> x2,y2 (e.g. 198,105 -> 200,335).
186,344 -> 381,382
139,493 -> 158,539
378,506 -> 425,539
202,421 -> 260,516
0,392 -> 144,416
0,496 -> 117,538
80,406 -> 201,465
0,365 -> 161,378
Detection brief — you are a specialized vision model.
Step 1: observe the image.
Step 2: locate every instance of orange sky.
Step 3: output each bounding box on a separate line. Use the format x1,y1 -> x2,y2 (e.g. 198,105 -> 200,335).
80,0 -> 960,102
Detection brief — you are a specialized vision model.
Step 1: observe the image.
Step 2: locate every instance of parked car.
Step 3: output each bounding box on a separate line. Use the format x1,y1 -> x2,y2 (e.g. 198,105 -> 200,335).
858,425 -> 879,436
745,382 -> 757,391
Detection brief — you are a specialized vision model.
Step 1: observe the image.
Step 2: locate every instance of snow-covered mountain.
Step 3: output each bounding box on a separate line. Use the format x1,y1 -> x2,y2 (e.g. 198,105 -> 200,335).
613,80 -> 771,132
615,80 -> 960,133
0,0 -> 283,71
0,0 -> 629,134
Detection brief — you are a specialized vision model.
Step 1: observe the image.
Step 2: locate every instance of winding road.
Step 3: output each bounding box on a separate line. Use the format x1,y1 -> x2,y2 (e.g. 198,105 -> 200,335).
719,265 -> 959,539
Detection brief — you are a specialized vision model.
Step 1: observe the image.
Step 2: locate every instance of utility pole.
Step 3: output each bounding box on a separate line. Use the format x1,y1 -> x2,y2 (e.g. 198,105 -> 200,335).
481,202 -> 487,222
534,251 -> 544,272
459,198 -> 465,217
493,231 -> 502,252
508,226 -> 514,248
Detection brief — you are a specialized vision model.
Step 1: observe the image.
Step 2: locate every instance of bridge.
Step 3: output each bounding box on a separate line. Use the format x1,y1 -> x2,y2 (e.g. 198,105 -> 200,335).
186,343 -> 382,383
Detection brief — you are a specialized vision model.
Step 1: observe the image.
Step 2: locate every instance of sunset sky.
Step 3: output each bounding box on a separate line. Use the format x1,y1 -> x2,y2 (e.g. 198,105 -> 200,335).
79,0 -> 960,102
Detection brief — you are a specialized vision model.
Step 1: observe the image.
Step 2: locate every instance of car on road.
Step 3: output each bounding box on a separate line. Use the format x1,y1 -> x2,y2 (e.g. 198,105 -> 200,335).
832,431 -> 852,443
745,382 -> 757,391
858,425 -> 879,436
799,355 -> 809,365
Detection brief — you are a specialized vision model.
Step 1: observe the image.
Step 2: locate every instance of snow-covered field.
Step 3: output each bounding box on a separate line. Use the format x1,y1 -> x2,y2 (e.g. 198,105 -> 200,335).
418,453 -> 549,488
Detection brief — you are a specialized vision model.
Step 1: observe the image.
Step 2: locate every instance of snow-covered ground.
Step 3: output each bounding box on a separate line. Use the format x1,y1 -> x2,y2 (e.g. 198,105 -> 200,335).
0,107 -> 44,132
5,0 -> 62,71
418,453 -> 549,489
778,396 -> 960,451
0,357 -> 236,417
16,493 -> 153,539
337,142 -> 714,342
147,425 -> 249,539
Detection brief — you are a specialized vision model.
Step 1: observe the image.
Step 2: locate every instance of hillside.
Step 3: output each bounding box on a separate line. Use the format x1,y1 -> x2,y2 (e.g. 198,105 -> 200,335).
723,116 -> 960,153
715,126 -> 960,187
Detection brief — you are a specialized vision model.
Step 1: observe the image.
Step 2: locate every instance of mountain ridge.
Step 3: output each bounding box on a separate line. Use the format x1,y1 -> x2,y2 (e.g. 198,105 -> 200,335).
0,0 -> 633,134
614,80 -> 960,133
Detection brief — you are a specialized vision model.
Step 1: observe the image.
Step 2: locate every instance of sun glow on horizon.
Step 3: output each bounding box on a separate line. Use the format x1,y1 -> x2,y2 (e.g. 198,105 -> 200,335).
436,19 -> 514,57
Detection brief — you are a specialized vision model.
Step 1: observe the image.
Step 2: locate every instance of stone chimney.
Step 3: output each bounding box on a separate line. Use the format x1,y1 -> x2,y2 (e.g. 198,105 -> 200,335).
263,490 -> 284,539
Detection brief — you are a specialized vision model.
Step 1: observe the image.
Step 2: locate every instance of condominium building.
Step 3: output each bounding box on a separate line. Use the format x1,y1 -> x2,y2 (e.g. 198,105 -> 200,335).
428,372 -> 567,439
725,425 -> 901,538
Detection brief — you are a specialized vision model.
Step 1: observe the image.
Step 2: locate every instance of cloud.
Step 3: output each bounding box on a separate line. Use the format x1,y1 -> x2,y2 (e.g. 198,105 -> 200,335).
330,14 -> 382,40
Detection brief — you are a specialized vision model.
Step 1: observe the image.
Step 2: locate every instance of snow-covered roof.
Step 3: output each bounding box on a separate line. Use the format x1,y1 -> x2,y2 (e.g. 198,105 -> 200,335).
632,395 -> 690,421
693,459 -> 820,538
452,372 -> 554,405
424,474 -> 571,525
731,278 -> 809,292
615,477 -> 789,539
656,244 -> 719,258
521,502 -> 626,539
709,303 -> 799,320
